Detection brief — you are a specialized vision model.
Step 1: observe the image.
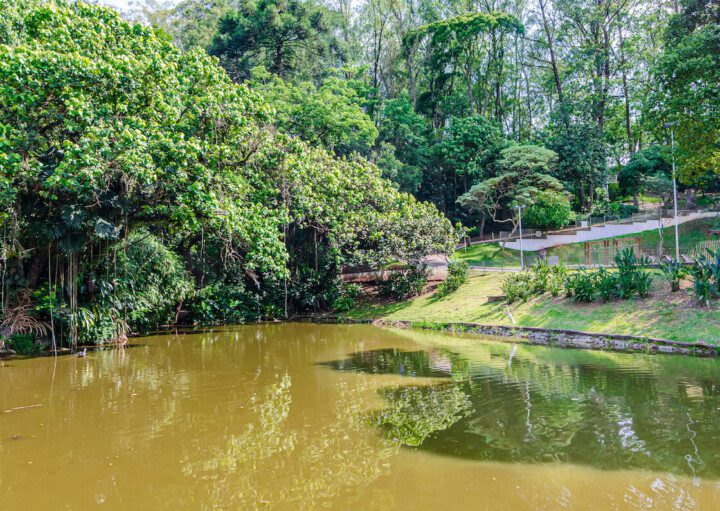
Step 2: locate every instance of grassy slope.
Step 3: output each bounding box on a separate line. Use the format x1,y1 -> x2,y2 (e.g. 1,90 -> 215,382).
348,271 -> 720,344
456,216 -> 720,267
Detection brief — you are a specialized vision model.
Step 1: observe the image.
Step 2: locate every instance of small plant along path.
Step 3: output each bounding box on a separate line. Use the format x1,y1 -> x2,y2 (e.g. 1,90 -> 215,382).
348,271 -> 720,345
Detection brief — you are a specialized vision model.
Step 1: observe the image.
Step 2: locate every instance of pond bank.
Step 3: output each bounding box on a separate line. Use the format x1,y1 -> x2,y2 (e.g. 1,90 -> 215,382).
369,319 -> 719,357
347,271 -> 720,345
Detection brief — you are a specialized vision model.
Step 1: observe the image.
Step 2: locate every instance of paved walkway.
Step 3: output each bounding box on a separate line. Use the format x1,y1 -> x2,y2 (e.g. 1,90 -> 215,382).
504,211 -> 718,252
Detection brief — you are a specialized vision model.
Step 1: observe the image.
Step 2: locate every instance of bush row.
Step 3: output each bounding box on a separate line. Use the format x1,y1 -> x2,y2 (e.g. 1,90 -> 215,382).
503,248 -> 720,307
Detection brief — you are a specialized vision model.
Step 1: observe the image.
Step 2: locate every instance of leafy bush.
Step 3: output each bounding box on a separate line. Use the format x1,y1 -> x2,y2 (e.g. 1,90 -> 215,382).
595,268 -> 619,301
615,249 -> 652,299
502,261 -> 567,303
378,265 -> 429,299
690,251 -> 720,306
528,260 -> 567,295
502,272 -> 534,303
689,264 -> 714,306
660,259 -> 686,292
524,190 -> 575,230
5,333 -> 44,356
435,260 -> 469,298
565,271 -> 597,302
187,284 -> 262,325
563,250 -> 652,303
609,202 -> 639,217
332,283 -> 361,312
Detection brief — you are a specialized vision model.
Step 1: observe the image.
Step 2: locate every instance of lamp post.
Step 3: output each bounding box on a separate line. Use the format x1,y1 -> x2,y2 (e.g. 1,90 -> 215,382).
664,122 -> 680,261
515,205 -> 526,270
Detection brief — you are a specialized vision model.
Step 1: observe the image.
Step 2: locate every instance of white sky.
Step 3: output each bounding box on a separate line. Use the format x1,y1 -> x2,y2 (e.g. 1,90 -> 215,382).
95,0 -> 180,12
96,0 -> 131,9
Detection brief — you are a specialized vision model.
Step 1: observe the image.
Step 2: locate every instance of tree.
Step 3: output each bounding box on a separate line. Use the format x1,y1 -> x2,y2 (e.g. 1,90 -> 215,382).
436,115 -> 509,218
523,190 -> 574,230
618,146 -> 671,207
651,21 -> 720,183
549,111 -> 607,211
0,0 -> 456,343
371,142 -> 422,193
458,145 -> 569,239
208,0 -> 338,82
249,67 -> 378,155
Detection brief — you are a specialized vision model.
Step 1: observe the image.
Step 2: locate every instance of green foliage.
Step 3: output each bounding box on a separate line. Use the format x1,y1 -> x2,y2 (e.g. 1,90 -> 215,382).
458,145 -> 568,229
372,384 -> 473,446
595,268 -> 619,302
372,142 -> 422,194
548,115 -> 607,210
187,283 -> 261,325
660,259 -> 687,292
437,116 -> 508,182
332,283 -> 361,313
5,333 -> 43,356
435,260 -> 468,298
0,0 -> 456,344
614,249 -> 652,299
564,271 -> 597,303
249,68 -> 378,155
690,251 -> 720,306
502,261 -> 567,303
563,250 -> 653,303
379,94 -> 430,173
652,23 -> 720,183
209,0 -> 338,81
523,190 -> 574,230
378,265 -> 430,299
502,272 -> 534,303
618,146 -> 671,199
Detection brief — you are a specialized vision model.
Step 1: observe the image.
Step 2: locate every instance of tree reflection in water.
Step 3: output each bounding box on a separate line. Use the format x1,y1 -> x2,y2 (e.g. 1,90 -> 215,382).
184,373 -> 398,507
325,346 -> 720,479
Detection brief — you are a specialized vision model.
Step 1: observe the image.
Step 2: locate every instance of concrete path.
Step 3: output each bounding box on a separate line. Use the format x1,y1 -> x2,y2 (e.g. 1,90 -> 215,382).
504,211 -> 718,252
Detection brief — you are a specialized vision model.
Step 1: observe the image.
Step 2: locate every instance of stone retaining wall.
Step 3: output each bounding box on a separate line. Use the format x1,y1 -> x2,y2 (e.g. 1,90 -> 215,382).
371,319 -> 718,357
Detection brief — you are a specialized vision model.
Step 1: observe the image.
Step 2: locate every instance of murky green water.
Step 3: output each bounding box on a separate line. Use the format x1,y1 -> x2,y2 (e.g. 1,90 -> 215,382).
2,323 -> 720,509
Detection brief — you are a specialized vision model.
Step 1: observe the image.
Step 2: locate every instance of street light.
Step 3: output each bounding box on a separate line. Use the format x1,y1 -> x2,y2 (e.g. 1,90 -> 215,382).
664,122 -> 680,261
515,205 -> 526,270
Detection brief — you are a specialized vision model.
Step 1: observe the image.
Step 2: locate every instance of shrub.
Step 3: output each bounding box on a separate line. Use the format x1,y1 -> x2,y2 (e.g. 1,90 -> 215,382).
595,268 -> 619,301
690,264 -> 714,306
690,251 -> 720,306
435,260 -> 469,298
660,259 -> 686,292
615,248 -> 652,299
565,271 -> 597,302
378,265 -> 429,299
6,333 -> 43,356
524,190 -> 575,230
332,283 -> 361,312
502,272 -> 534,303
501,261 -> 567,302
187,283 -> 261,325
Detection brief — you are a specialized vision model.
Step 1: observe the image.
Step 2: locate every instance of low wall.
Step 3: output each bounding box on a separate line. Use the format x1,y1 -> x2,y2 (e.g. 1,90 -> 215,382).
371,319 -> 718,357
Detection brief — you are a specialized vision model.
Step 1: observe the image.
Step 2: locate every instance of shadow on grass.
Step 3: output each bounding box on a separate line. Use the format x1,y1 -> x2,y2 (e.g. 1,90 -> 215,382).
348,298 -> 412,320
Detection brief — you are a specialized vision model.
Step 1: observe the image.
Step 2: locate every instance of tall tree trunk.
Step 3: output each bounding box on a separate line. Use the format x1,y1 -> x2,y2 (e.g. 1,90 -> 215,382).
619,29 -> 634,154
26,249 -> 48,289
539,0 -> 563,102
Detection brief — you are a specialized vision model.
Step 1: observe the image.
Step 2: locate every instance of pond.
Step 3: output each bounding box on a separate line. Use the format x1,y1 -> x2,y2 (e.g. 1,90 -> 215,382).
2,323 -> 720,509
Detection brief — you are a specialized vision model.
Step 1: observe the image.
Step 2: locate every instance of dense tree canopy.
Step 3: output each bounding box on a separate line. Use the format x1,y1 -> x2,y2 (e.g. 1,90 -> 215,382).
0,0 -> 455,345
124,0 -> 717,232
1,0 -> 717,346
208,0 -> 338,81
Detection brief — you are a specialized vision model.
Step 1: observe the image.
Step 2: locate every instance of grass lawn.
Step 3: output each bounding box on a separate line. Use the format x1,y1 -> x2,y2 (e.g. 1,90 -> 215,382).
455,216 -> 720,267
347,270 -> 720,344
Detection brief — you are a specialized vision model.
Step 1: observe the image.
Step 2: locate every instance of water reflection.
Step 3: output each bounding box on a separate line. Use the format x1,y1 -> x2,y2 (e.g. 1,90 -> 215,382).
326,343 -> 720,478
3,324 -> 720,509
185,373 -> 397,507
